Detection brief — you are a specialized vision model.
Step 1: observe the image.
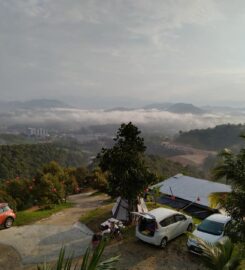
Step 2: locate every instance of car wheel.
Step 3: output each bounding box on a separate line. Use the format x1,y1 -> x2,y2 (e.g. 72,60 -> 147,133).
160,237 -> 168,248
4,217 -> 13,228
187,223 -> 193,232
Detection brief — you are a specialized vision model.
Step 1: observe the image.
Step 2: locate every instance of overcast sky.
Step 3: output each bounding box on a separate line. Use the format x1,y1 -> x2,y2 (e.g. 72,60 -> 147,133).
1,0 -> 245,108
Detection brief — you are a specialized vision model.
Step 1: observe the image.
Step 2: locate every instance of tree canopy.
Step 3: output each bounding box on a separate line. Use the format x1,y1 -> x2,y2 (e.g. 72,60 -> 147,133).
0,143 -> 86,180
98,122 -> 156,212
176,124 -> 245,151
213,136 -> 245,242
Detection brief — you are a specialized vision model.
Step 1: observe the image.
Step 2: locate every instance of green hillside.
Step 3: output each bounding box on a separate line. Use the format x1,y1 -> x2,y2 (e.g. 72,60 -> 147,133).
175,124 -> 245,151
0,142 -> 87,180
146,155 -> 204,180
0,134 -> 38,145
0,136 -> 205,182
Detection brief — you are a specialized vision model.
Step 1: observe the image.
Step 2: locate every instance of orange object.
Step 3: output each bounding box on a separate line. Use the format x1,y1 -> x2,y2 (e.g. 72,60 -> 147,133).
0,203 -> 16,228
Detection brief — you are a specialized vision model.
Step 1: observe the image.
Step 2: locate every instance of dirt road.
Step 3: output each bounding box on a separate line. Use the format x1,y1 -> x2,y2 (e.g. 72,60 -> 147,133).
36,192 -> 109,225
104,235 -> 206,270
0,192 -> 109,270
0,192 -> 206,270
165,142 -> 216,167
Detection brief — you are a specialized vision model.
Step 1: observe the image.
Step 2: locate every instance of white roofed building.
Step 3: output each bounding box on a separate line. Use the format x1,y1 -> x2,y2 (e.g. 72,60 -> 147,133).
151,174 -> 231,219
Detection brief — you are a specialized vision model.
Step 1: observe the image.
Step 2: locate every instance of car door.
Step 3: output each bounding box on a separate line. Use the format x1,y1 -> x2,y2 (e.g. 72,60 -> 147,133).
173,214 -> 188,236
159,215 -> 177,240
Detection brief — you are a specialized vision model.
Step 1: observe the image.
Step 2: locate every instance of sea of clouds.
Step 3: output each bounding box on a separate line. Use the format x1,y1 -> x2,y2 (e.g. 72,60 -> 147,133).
1,108 -> 245,135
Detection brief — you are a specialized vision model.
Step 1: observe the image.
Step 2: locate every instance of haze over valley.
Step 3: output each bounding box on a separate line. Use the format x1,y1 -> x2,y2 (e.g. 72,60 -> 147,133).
0,98 -> 244,176
0,99 -> 245,137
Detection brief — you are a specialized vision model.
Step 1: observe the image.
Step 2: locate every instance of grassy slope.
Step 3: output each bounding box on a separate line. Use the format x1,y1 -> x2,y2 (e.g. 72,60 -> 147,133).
80,203 -> 113,232
15,202 -> 73,226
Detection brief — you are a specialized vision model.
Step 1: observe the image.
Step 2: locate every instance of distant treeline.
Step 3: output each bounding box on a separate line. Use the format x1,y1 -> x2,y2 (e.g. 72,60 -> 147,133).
0,143 -> 87,180
0,139 -> 204,182
175,124 -> 245,151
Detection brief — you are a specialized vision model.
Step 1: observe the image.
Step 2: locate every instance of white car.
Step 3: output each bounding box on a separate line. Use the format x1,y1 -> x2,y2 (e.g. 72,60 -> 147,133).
133,207 -> 193,248
187,213 -> 231,254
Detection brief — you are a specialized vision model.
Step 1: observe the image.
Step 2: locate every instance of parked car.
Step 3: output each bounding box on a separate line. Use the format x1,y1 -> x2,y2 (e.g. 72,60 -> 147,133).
0,203 -> 16,228
187,213 -> 231,254
133,207 -> 193,248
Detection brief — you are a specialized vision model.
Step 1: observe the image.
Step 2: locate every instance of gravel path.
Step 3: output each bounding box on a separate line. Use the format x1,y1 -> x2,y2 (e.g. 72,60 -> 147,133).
103,235 -> 207,270
0,192 -> 109,269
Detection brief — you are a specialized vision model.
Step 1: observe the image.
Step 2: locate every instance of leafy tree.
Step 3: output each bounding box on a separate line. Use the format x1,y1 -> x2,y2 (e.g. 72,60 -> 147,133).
42,161 -> 63,176
34,173 -> 64,206
74,166 -> 89,188
98,122 -> 156,215
90,167 -> 108,192
33,162 -> 66,206
4,178 -> 34,210
213,140 -> 245,242
64,167 -> 80,198
0,189 -> 17,210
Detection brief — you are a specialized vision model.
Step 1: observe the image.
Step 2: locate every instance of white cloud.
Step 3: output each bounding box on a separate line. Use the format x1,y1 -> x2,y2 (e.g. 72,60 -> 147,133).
3,108 -> 245,135
0,0 -> 245,106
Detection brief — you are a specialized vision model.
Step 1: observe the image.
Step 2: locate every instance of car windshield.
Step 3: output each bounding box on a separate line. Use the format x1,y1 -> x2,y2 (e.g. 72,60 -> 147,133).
197,219 -> 224,236
3,206 -> 10,211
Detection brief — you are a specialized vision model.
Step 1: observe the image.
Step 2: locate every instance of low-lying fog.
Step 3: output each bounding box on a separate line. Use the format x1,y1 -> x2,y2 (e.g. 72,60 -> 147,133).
1,108 -> 245,135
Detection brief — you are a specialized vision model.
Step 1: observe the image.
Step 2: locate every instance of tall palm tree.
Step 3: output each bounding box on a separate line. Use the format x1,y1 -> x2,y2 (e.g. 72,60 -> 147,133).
37,238 -> 119,270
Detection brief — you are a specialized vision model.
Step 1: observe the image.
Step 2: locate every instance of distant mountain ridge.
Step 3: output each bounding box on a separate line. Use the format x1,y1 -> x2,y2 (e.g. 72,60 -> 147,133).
104,107 -> 134,112
167,103 -> 205,114
143,102 -> 205,114
0,99 -> 70,112
143,102 -> 173,110
20,99 -> 70,109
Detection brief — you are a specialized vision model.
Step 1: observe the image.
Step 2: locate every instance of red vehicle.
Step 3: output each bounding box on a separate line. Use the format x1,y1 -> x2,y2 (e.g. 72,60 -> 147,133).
0,203 -> 16,228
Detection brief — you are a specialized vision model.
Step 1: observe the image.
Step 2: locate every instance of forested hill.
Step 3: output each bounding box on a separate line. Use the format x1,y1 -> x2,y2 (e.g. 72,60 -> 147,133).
146,155 -> 204,180
0,143 -> 87,180
0,140 -> 203,182
175,124 -> 245,151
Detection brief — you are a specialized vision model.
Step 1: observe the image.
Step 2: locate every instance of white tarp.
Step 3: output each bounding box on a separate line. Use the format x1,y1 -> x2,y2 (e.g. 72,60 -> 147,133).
151,174 -> 231,208
137,198 -> 148,213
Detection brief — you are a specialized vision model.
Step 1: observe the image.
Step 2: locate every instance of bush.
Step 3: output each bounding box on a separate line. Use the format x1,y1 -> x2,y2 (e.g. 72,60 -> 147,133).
0,189 -> 17,210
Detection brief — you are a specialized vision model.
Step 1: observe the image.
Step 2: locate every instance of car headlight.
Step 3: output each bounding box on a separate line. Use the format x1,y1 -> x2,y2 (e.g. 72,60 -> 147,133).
188,238 -> 197,245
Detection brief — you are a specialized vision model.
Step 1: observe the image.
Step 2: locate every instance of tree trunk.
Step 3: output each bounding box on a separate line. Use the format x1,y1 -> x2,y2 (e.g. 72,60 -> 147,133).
127,197 -> 137,224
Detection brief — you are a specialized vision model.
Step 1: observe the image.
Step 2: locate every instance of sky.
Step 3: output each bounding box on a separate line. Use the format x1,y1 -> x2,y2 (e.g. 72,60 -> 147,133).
1,0 -> 245,108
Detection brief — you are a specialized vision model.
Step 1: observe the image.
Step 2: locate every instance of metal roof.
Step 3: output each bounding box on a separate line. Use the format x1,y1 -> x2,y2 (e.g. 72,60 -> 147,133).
151,174 -> 231,208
